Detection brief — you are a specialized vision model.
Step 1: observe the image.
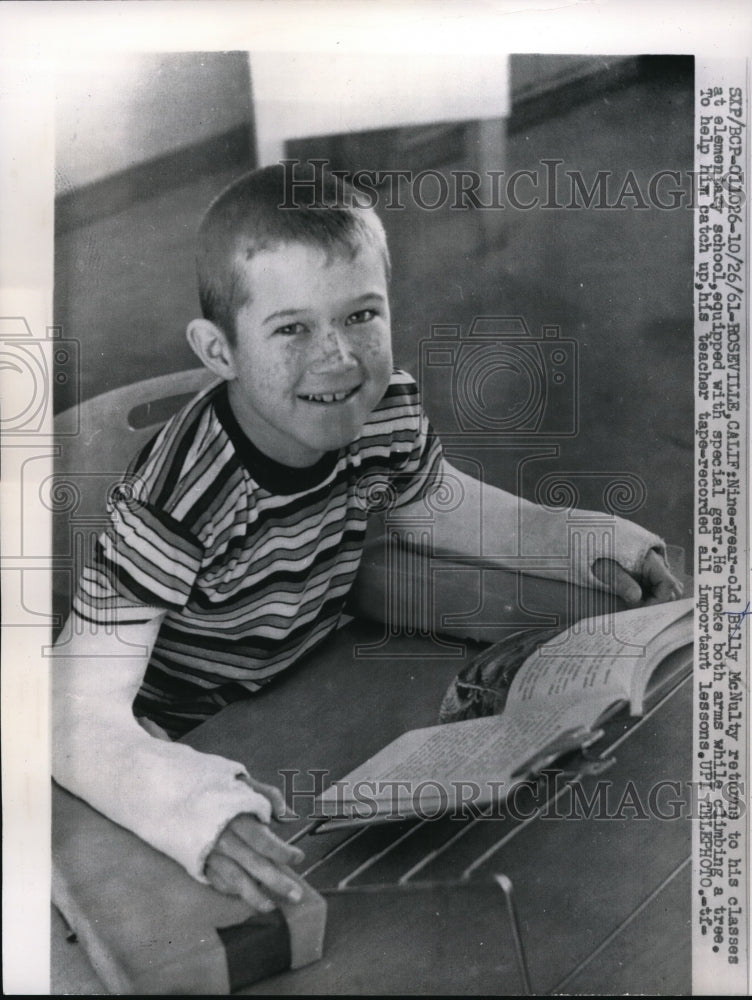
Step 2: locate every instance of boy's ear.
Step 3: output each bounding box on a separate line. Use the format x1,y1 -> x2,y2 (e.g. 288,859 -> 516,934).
186,319 -> 237,380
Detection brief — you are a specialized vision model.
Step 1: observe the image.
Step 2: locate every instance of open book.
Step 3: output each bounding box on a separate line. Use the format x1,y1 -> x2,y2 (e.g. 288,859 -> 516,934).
315,598 -> 693,829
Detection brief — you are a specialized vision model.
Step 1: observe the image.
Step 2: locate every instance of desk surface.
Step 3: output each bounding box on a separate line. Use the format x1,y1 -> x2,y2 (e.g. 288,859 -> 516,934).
53,610 -> 692,995
187,619 -> 693,996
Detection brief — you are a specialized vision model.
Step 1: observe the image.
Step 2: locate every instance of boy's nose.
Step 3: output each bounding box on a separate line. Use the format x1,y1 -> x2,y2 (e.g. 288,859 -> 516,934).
310,326 -> 356,371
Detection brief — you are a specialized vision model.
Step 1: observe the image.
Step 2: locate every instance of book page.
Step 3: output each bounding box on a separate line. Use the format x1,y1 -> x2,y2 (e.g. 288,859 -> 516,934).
317,693 -> 615,818
318,600 -> 693,821
627,615 -> 693,714
506,598 -> 693,711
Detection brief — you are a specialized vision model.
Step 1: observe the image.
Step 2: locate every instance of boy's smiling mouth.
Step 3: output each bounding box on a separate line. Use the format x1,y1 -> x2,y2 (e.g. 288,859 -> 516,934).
298,385 -> 362,404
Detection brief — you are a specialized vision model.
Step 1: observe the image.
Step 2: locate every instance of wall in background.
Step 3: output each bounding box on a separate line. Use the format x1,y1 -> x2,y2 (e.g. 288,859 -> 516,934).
54,52 -> 254,412
250,51 -> 509,165
55,51 -> 252,194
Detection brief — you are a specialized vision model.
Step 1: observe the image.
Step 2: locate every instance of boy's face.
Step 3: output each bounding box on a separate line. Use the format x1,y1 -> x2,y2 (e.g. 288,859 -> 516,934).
225,241 -> 393,467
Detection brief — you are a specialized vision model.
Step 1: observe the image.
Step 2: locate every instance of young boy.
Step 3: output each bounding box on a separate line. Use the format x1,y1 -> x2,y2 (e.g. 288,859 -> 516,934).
53,165 -> 682,915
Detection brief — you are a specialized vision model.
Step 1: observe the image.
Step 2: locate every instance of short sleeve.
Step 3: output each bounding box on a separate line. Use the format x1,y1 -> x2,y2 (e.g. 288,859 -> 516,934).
73,479 -> 204,626
383,371 -> 445,508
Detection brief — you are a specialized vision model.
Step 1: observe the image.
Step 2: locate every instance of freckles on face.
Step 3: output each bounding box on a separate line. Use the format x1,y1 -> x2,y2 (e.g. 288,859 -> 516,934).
265,330 -> 307,381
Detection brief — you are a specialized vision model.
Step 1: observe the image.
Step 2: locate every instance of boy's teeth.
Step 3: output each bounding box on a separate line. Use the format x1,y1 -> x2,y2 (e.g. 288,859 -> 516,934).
304,390 -> 351,403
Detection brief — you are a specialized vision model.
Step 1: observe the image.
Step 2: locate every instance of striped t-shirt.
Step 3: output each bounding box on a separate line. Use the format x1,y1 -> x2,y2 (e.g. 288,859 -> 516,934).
73,369 -> 444,736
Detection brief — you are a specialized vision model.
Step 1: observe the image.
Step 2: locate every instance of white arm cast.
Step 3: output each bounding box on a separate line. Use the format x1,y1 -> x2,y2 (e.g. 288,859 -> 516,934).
391,460 -> 665,588
52,613 -> 271,882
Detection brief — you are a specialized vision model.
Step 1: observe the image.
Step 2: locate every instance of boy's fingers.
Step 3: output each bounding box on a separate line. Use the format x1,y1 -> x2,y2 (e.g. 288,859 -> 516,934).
214,828 -> 304,902
205,853 -> 277,912
594,552 -> 685,606
643,550 -> 684,599
239,775 -> 292,820
252,780 -> 289,819
592,558 -> 642,605
226,814 -> 304,865
645,577 -> 682,604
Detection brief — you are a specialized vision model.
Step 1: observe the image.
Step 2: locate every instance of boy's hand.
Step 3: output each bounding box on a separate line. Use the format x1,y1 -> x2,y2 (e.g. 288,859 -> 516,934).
592,549 -> 684,606
204,778 -> 305,912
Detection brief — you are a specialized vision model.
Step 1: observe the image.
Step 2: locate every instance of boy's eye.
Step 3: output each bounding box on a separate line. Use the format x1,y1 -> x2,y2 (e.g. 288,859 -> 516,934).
345,309 -> 377,326
274,322 -> 307,336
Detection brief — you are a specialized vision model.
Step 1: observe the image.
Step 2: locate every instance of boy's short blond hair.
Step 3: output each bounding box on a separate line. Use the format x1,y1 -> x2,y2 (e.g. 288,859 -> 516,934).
196,164 -> 391,344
